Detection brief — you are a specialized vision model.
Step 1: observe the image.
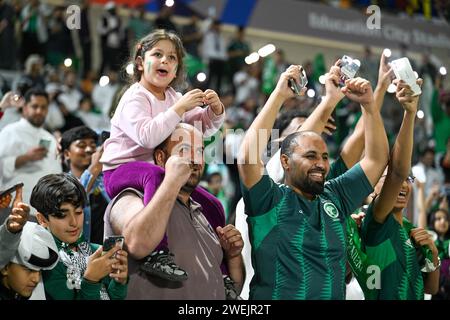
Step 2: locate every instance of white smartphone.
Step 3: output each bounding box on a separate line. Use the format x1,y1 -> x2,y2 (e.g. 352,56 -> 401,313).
390,57 -> 421,96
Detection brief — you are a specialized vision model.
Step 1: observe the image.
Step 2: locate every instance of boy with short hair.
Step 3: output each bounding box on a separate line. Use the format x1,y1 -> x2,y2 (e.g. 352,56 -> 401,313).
31,173 -> 129,300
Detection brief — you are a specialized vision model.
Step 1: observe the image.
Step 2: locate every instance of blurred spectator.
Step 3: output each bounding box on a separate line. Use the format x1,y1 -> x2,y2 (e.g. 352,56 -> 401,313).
440,138 -> 450,200
127,5 -> 152,46
13,54 -> 45,92
226,97 -> 257,130
206,171 -> 229,222
44,83 -> 65,132
97,2 -> 125,73
154,5 -> 178,33
429,208 -> 450,300
61,126 -> 110,244
431,88 -> 450,154
233,64 -> 259,105
0,91 -> 25,132
261,49 -> 288,96
0,0 -> 17,70
92,70 -> 120,117
58,70 -> 82,114
420,52 -> 438,82
227,27 -> 250,82
413,147 -> 443,193
76,95 -> 110,133
46,6 -> 74,67
79,0 -> 92,76
413,147 -> 444,224
202,20 -> 227,94
181,13 -> 203,58
358,46 -> 378,87
0,88 -> 62,208
80,70 -> 97,96
19,0 -> 49,65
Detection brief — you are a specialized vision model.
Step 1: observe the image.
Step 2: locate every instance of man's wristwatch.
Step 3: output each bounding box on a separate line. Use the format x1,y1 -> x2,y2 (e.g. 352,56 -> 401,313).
422,256 -> 441,273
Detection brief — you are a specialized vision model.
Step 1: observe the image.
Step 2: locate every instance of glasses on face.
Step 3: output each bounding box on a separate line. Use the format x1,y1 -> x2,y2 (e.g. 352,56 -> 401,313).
406,176 -> 415,184
379,175 -> 415,184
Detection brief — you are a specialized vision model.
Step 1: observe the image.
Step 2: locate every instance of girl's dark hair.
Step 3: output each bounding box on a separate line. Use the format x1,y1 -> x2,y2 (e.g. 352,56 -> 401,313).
126,29 -> 186,90
30,173 -> 87,218
429,208 -> 450,239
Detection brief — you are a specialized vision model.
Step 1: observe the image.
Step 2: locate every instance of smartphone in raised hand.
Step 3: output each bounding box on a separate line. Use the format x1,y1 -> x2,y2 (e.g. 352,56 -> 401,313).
390,57 -> 421,96
339,55 -> 361,86
289,67 -> 308,95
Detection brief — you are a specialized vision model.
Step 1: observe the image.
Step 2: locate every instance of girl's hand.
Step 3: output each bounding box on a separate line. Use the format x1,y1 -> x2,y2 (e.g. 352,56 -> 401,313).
204,89 -> 224,115
173,89 -> 205,116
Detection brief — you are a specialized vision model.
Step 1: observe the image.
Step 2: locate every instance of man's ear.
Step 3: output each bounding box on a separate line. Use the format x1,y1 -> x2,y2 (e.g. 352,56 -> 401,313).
154,149 -> 166,167
36,212 -> 49,228
280,154 -> 290,171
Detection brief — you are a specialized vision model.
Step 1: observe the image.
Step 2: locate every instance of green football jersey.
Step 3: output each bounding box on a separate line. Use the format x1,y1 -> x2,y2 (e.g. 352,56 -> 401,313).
242,163 -> 373,300
361,203 -> 425,300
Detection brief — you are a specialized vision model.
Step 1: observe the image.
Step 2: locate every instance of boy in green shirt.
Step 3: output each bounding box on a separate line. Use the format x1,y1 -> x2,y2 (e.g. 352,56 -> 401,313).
360,78 -> 440,299
31,173 -> 129,300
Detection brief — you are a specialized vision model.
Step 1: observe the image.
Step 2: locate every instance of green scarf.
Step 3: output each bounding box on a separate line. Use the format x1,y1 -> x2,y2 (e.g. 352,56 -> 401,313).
346,217 -> 378,300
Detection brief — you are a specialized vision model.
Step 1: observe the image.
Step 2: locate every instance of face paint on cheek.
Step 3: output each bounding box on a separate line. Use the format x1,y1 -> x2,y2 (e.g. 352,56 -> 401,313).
146,60 -> 152,74
173,64 -> 178,76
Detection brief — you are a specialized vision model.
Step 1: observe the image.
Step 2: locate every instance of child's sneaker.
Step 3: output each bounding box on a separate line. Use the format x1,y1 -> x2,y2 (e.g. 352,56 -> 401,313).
139,249 -> 188,282
223,275 -> 243,300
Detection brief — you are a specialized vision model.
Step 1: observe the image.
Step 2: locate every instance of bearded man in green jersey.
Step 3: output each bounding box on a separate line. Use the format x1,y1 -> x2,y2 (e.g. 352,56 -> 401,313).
238,64 -> 389,300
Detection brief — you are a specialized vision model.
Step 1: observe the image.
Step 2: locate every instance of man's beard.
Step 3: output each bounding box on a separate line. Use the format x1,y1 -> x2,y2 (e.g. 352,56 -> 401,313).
294,174 -> 325,195
27,117 -> 45,127
180,172 -> 201,194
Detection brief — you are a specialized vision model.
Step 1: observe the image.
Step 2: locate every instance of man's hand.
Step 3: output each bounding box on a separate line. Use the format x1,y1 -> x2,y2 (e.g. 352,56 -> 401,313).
324,61 -> 345,103
410,228 -> 438,255
377,53 -> 394,90
164,155 -> 193,189
216,225 -> 244,259
350,212 -> 366,228
6,187 -> 30,234
25,146 -> 48,162
323,116 -> 337,136
342,77 -> 374,107
0,91 -> 25,112
394,78 -> 423,114
204,89 -> 224,115
274,65 -> 306,101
